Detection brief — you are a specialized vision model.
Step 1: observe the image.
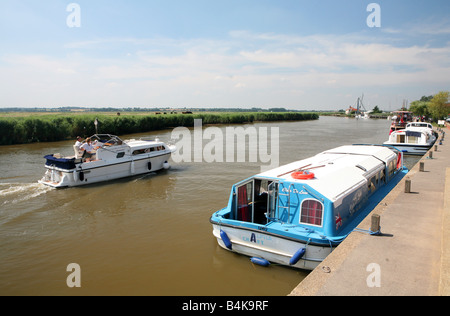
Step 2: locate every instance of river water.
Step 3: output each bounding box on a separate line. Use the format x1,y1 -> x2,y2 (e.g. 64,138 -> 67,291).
0,116 -> 419,296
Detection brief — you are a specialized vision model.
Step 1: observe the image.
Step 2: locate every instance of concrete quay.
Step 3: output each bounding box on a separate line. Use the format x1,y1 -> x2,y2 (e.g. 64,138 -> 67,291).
290,128 -> 449,296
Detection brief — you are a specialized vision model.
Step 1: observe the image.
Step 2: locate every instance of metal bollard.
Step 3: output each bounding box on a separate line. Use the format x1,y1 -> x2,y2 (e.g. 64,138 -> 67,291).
420,162 -> 425,172
405,179 -> 411,193
370,214 -> 381,235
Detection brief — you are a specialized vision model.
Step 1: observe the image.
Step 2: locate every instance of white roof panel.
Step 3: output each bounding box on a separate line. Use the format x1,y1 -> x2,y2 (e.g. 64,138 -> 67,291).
256,145 -> 392,202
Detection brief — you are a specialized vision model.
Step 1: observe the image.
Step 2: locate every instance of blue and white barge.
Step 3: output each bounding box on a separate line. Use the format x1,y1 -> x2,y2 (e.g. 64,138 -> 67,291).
210,145 -> 407,270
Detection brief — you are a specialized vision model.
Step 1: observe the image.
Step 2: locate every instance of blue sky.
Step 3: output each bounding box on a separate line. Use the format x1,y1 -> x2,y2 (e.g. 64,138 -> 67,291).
1,0 -> 450,110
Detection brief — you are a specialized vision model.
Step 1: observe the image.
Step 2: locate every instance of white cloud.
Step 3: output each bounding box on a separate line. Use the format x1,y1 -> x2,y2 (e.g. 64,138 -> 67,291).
382,17 -> 450,36
1,30 -> 450,109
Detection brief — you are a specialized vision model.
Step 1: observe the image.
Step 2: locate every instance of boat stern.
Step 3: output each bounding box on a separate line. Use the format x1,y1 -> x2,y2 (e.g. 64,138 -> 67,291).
39,168 -> 72,188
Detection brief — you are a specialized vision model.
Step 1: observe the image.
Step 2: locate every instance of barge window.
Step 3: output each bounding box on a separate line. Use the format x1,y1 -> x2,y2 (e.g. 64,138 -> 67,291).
388,160 -> 395,177
235,179 -> 274,224
380,169 -> 386,184
368,175 -> 378,192
300,199 -> 323,226
237,182 -> 253,222
116,152 -> 125,158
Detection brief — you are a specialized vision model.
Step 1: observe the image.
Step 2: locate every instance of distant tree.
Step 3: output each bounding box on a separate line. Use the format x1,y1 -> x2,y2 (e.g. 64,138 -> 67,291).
372,106 -> 382,113
420,95 -> 433,102
428,91 -> 450,120
268,107 -> 287,112
409,100 -> 430,117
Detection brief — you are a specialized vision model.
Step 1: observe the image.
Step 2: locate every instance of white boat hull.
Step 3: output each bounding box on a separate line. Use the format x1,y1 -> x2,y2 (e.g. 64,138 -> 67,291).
384,124 -> 437,156
212,224 -> 332,271
39,153 -> 171,188
382,143 -> 432,156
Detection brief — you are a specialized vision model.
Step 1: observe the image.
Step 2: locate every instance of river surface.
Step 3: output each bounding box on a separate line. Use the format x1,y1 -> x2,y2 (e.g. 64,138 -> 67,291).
0,116 -> 419,295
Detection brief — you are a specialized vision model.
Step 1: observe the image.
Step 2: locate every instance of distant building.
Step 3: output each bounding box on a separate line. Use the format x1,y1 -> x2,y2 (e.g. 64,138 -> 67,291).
345,107 -> 358,115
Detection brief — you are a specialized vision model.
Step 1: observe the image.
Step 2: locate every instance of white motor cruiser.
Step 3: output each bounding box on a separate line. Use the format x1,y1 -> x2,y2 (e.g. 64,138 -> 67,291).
39,134 -> 175,188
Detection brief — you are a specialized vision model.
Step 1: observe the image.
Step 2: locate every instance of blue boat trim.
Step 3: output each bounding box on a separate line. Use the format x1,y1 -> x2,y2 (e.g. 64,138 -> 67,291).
211,219 -> 339,247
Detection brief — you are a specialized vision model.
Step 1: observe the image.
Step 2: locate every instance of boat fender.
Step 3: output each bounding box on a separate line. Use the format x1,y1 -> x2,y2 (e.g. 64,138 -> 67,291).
291,170 -> 315,180
250,257 -> 270,267
220,230 -> 232,250
289,248 -> 306,265
73,170 -> 79,182
79,171 -> 84,181
163,161 -> 170,170
147,162 -> 152,171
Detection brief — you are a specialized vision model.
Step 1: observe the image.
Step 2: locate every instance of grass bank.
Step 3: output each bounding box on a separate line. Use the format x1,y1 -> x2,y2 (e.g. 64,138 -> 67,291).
0,112 -> 318,146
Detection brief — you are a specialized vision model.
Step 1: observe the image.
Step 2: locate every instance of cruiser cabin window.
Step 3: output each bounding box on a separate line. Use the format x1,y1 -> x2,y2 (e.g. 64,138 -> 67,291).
132,145 -> 166,156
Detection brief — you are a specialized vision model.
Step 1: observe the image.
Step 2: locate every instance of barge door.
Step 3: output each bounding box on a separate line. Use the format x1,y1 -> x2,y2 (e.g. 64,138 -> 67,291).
235,179 -> 275,225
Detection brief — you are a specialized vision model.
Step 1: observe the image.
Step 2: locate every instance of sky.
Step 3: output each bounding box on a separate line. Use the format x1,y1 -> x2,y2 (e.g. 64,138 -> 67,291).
1,0 -> 450,111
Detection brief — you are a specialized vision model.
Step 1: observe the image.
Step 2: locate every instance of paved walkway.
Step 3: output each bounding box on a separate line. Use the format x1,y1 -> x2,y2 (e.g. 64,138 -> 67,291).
290,127 -> 449,296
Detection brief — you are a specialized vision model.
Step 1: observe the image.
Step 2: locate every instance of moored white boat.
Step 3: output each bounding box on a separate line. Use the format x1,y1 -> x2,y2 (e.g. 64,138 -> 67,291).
210,144 -> 407,270
384,123 -> 437,156
39,134 -> 175,188
389,111 -> 413,133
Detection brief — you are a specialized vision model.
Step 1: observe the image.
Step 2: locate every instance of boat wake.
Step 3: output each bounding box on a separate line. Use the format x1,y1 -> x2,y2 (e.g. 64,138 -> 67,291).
0,183 -> 53,206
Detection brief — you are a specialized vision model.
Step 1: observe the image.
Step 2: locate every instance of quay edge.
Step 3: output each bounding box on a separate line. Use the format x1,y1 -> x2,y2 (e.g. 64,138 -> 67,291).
289,127 -> 450,296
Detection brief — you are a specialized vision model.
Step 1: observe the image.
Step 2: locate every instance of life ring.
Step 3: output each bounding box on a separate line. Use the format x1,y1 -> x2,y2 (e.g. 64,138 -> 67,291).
291,170 -> 315,180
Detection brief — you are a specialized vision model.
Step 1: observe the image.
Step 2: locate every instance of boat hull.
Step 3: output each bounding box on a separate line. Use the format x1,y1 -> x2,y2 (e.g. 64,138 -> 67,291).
211,223 -> 332,270
382,143 -> 433,156
39,153 -> 171,188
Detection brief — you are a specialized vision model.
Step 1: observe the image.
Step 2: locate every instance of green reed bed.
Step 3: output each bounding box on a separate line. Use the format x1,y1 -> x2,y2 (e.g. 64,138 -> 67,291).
0,112 -> 318,146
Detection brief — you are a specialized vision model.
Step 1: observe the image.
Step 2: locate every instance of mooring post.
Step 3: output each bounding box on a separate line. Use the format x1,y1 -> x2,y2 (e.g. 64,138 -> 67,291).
429,151 -> 433,159
435,145 -> 438,151
405,179 -> 411,193
420,162 -> 425,172
370,214 -> 381,235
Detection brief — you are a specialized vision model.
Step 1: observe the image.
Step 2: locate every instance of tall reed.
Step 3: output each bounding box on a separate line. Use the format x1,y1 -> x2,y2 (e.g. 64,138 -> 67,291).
0,112 -> 318,145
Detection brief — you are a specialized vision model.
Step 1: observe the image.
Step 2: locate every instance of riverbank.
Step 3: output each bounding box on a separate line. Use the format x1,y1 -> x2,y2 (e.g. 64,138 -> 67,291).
0,111 -> 318,146
290,127 -> 449,296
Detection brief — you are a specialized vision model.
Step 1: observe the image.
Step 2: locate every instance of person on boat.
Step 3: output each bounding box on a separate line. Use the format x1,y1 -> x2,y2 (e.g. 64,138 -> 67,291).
75,136 -> 83,147
80,137 -> 96,161
74,136 -> 84,158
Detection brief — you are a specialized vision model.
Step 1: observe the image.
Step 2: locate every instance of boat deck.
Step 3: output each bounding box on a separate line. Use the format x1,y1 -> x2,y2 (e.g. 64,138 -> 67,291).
290,128 -> 449,296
